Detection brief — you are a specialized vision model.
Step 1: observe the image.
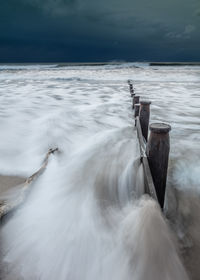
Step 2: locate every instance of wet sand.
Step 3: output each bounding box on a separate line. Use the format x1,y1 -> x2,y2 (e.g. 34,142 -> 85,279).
0,175 -> 26,195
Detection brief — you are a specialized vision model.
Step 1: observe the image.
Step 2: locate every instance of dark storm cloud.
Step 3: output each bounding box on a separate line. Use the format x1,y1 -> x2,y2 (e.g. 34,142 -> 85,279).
0,0 -> 200,62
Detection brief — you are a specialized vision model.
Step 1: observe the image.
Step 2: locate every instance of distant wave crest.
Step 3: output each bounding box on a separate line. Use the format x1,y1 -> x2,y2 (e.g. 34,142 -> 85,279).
0,64 -> 58,70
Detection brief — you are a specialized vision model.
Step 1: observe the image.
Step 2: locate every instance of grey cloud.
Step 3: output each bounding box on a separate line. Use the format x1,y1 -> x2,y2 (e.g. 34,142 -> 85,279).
25,0 -> 79,15
165,24 -> 196,40
184,24 -> 196,34
0,0 -> 200,62
195,8 -> 200,16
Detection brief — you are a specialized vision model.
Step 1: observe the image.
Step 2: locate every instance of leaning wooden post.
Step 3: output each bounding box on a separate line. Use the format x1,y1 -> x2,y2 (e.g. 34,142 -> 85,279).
132,95 -> 140,109
146,123 -> 171,209
139,101 -> 151,142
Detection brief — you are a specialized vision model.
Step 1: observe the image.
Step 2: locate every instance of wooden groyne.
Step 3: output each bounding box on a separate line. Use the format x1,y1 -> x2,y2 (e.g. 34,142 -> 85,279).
0,80 -> 171,218
128,81 -> 171,209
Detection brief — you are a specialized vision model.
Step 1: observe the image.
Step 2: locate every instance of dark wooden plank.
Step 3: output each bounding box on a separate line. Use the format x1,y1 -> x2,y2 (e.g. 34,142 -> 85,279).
135,116 -> 158,202
142,156 -> 158,201
136,116 -> 146,156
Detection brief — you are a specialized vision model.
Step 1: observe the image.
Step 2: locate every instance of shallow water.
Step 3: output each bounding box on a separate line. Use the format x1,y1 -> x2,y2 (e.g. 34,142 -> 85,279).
0,63 -> 199,279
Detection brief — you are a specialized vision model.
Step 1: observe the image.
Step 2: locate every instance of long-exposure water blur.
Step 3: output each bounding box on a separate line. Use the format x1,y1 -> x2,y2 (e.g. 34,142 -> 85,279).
0,63 -> 199,280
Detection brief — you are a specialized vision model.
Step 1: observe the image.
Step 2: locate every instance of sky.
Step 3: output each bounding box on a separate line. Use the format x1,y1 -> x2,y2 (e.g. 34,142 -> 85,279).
0,0 -> 200,62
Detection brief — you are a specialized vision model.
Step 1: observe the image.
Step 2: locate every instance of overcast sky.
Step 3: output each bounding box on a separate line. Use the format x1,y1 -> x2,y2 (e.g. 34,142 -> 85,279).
0,0 -> 199,62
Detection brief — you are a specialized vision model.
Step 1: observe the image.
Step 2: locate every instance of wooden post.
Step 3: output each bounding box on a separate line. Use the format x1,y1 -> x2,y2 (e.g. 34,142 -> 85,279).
132,95 -> 140,109
134,104 -> 140,126
134,104 -> 140,118
129,84 -> 134,96
139,101 -> 151,141
130,89 -> 134,97
146,123 -> 171,209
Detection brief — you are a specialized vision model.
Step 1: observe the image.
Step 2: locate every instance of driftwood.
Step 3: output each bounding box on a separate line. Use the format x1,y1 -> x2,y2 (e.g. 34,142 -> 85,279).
0,148 -> 58,219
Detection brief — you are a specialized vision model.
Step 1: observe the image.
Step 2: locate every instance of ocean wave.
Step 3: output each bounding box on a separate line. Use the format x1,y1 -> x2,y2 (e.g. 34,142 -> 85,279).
0,64 -> 58,70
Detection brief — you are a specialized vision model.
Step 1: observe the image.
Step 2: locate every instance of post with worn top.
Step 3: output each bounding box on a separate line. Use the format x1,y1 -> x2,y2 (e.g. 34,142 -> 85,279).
146,123 -> 171,209
139,101 -> 151,142
132,95 -> 140,109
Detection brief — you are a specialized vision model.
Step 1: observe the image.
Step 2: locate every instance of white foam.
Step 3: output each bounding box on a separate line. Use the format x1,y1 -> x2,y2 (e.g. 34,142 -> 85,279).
0,63 -> 198,279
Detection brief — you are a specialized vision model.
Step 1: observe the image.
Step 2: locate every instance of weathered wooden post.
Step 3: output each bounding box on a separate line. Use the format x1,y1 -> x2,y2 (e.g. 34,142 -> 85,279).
139,101 -> 151,142
134,104 -> 140,126
129,84 -> 134,97
146,123 -> 171,209
134,104 -> 140,118
132,95 -> 140,109
130,89 -> 134,97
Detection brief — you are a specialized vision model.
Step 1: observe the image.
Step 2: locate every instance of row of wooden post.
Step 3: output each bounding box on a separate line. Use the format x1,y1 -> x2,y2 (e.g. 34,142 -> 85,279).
128,80 -> 171,209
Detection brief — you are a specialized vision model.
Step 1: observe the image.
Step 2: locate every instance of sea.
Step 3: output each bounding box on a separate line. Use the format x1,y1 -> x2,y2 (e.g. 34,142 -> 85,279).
0,62 -> 199,280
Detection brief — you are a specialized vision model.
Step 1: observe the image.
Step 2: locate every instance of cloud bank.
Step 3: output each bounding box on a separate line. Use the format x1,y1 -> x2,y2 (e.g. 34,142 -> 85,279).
0,0 -> 199,62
